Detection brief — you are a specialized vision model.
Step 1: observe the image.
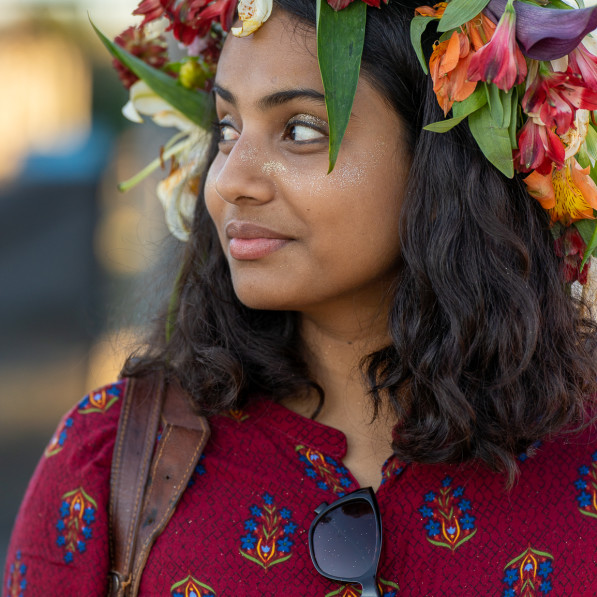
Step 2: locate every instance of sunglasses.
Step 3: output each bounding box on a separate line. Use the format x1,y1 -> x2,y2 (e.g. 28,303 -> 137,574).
308,487 -> 383,597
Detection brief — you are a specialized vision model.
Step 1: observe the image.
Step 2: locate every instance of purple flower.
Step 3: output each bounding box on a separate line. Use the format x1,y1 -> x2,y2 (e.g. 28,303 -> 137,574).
485,0 -> 597,61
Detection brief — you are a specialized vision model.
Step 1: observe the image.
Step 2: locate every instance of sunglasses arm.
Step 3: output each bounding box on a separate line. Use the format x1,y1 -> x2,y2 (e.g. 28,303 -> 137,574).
360,576 -> 382,597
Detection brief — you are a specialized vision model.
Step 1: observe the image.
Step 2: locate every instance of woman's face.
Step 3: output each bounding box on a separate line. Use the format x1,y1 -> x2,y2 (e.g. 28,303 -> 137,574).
204,11 -> 410,315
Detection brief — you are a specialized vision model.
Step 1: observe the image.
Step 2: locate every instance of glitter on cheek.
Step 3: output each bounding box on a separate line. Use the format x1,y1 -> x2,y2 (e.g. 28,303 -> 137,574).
238,145 -> 259,164
262,161 -> 288,175
332,161 -> 366,191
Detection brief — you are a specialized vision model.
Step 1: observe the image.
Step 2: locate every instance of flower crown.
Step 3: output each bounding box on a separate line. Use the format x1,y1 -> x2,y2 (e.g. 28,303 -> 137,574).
96,0 -> 597,285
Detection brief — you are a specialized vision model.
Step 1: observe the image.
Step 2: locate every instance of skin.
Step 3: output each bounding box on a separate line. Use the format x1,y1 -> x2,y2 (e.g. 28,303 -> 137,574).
204,11 -> 410,489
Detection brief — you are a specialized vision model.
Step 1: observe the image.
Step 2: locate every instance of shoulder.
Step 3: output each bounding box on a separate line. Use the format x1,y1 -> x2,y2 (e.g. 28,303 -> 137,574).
3,380 -> 127,597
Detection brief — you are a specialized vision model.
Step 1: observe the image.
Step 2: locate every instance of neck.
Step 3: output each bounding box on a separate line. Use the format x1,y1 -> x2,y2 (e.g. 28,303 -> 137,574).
284,299 -> 397,490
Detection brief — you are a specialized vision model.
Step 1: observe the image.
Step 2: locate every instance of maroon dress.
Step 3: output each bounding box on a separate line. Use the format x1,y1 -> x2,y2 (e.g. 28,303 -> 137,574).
4,379 -> 597,596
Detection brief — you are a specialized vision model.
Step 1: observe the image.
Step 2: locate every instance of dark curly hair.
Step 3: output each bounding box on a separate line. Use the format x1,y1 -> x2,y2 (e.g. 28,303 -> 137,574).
123,0 -> 597,482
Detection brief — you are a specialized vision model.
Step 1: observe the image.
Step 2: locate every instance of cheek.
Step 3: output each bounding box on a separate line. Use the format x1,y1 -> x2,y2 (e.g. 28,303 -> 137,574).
204,160 -> 225,236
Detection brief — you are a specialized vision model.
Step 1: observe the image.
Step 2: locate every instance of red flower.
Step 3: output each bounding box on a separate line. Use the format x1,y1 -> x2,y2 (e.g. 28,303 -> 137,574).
189,0 -> 237,31
467,0 -> 527,91
522,65 -> 597,135
327,0 -> 387,11
165,0 -> 235,43
132,0 -> 169,26
514,118 -> 565,175
554,226 -> 591,285
113,26 -> 169,89
568,43 -> 597,93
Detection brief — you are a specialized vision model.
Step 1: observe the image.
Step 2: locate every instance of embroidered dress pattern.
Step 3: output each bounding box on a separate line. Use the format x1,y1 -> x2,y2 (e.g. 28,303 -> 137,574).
325,578 -> 400,596
239,493 -> 296,570
56,487 -> 97,563
502,545 -> 554,596
44,416 -> 74,458
518,442 -> 542,463
224,409 -> 250,423
5,550 -> 26,597
380,457 -> 405,486
575,451 -> 597,518
171,574 -> 216,596
187,454 -> 207,488
296,445 -> 356,496
77,381 -> 123,415
419,476 -> 477,551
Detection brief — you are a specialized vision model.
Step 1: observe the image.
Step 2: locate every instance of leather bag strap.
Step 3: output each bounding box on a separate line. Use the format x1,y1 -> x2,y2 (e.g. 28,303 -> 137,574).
108,374 -> 210,596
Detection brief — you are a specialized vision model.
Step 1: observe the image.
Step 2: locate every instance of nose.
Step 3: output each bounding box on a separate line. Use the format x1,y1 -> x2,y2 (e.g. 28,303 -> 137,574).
213,134 -> 276,205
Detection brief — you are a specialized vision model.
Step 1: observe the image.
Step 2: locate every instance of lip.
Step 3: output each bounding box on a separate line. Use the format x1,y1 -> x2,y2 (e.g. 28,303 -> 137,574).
225,221 -> 292,260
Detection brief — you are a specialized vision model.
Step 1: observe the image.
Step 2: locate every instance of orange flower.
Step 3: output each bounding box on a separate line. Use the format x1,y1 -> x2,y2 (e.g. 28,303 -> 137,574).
415,2 -> 447,18
429,31 -> 477,115
465,13 -> 496,51
524,158 -> 597,226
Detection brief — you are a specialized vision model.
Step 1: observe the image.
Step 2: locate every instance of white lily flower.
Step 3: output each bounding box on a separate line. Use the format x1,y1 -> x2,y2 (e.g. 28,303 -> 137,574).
122,80 -> 196,132
231,0 -> 273,37
119,80 -> 210,241
562,109 -> 590,160
157,162 -> 201,242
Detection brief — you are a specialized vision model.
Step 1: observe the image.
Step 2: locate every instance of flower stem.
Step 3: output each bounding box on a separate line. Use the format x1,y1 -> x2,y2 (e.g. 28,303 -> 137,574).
118,137 -> 193,192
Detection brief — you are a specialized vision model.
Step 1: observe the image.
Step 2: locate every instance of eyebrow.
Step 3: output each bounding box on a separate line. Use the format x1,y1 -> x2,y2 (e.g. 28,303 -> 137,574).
213,84 -> 325,111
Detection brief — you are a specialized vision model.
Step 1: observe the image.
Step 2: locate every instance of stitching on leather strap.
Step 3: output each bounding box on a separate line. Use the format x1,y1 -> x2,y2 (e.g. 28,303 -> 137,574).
123,378 -> 163,568
108,377 -> 134,570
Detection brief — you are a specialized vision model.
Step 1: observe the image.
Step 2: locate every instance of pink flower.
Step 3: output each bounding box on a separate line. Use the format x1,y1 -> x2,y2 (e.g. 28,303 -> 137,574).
485,0 -> 597,61
522,65 -> 597,135
514,118 -> 565,175
554,226 -> 591,285
568,42 -> 597,93
467,0 -> 527,91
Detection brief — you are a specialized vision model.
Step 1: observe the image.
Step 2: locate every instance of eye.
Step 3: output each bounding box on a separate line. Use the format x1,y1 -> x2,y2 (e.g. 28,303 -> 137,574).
217,119 -> 240,143
284,115 -> 328,144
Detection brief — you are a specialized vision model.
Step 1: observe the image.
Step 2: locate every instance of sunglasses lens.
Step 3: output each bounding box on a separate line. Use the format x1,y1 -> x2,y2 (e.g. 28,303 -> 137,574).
311,498 -> 378,579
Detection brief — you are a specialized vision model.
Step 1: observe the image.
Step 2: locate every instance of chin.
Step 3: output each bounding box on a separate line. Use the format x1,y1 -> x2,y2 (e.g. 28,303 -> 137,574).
231,280 -> 295,311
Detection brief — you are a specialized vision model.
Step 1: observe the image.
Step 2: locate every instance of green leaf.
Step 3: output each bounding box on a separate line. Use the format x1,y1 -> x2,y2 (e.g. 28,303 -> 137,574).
546,0 -> 576,8
452,85 -> 487,118
576,220 -> 597,268
577,146 -> 591,169
508,87 -> 519,149
437,0 -> 491,32
439,30 -> 455,42
425,86 -> 487,133
468,104 -> 514,178
410,15 -> 435,75
316,0 -> 366,173
487,84 -> 504,128
424,115 -> 469,133
586,124 -> 597,162
90,19 -> 214,130
550,221 -> 563,241
484,84 -> 515,131
576,219 -> 597,247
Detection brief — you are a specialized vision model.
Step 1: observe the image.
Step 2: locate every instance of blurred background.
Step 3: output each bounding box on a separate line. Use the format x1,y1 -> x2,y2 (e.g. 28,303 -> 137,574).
2,0 -> 597,572
0,0 -> 183,563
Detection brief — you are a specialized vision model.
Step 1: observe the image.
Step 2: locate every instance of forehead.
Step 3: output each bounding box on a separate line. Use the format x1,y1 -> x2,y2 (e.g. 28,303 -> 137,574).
215,12 -> 322,97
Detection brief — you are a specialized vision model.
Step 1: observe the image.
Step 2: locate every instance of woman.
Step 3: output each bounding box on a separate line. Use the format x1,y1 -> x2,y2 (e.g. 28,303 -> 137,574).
5,0 -> 597,594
